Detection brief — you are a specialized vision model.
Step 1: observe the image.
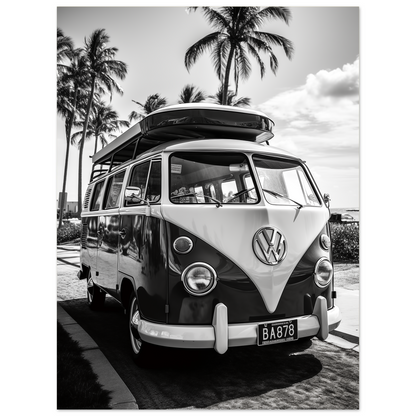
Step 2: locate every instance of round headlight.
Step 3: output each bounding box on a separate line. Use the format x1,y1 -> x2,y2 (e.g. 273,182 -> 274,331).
173,236 -> 193,254
320,234 -> 331,250
314,258 -> 333,288
182,263 -> 217,296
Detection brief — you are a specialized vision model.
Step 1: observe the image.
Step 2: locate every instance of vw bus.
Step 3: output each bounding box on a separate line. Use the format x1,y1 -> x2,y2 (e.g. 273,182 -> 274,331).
79,103 -> 341,365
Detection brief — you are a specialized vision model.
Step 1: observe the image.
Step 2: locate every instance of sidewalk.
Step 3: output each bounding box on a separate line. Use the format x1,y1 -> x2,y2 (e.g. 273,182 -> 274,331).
326,284 -> 359,352
57,302 -> 139,409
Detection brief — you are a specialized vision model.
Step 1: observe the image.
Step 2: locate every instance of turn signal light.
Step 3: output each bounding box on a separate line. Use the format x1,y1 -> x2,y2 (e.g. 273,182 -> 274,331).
173,236 -> 193,254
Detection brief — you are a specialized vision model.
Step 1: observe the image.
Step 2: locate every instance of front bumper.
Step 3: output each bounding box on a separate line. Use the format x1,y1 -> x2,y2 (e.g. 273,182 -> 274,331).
133,296 -> 341,354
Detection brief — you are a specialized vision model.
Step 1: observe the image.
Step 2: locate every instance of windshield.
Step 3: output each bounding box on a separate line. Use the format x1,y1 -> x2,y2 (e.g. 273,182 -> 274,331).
170,153 -> 259,205
252,155 -> 321,207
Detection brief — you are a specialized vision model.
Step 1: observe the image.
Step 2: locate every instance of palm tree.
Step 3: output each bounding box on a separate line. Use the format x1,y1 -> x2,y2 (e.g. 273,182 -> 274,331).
57,28 -> 74,72
57,31 -> 89,228
209,85 -> 251,107
71,100 -> 130,155
184,7 -> 294,105
128,93 -> 167,122
178,84 -> 207,104
77,29 -> 128,215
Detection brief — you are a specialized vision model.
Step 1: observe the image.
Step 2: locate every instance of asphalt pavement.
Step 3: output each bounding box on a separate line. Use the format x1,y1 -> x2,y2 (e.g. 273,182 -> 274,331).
57,243 -> 359,409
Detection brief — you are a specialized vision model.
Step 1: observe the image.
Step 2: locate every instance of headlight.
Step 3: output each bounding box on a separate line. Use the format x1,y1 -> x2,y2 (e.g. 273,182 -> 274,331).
314,258 -> 333,288
181,263 -> 217,296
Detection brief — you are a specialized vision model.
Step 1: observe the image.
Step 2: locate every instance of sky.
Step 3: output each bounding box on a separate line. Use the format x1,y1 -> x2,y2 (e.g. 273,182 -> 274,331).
56,6 -> 359,209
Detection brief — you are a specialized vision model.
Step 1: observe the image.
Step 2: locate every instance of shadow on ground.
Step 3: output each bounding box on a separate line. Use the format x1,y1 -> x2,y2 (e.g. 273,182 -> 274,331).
60,298 -> 358,409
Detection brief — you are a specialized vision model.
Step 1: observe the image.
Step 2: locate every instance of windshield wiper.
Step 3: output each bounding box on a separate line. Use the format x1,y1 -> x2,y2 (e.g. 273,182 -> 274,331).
171,192 -> 222,208
262,188 -> 303,209
224,187 -> 255,203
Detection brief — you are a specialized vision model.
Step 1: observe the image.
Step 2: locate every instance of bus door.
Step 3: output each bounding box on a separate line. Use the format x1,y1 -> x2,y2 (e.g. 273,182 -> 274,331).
96,170 -> 126,295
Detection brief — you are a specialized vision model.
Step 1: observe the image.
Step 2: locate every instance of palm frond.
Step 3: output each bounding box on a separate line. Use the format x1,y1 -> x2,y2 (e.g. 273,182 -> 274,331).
184,32 -> 222,71
185,6 -> 294,93
178,84 -> 207,103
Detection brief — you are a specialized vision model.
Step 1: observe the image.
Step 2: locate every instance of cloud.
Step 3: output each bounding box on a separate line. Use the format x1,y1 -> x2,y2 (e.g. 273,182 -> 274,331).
306,59 -> 359,99
255,58 -> 360,208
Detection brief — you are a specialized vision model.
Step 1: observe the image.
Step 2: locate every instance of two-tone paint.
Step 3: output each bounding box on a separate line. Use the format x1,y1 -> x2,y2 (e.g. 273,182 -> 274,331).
80,138 -> 341,354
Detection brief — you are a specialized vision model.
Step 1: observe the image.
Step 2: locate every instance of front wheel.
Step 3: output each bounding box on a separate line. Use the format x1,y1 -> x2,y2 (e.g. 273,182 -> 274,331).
87,273 -> 106,310
128,293 -> 151,366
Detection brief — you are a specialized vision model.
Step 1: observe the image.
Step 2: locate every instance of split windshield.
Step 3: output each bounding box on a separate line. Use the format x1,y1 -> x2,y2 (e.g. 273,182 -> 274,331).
169,152 -> 320,207
252,155 -> 321,207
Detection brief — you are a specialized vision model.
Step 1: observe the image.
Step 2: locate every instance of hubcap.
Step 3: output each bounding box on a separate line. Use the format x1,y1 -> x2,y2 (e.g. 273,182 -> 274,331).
130,298 -> 142,354
87,276 -> 94,302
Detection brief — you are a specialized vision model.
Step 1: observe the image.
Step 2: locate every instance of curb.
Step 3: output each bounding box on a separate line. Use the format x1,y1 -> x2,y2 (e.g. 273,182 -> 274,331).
57,303 -> 139,409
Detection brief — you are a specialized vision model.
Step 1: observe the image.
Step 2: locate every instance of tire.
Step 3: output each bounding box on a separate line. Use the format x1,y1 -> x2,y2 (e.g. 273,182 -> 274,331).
128,292 -> 151,366
87,272 -> 106,310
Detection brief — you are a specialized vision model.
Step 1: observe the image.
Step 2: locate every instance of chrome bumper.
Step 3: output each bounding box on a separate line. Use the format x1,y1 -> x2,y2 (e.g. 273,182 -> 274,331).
133,296 -> 342,354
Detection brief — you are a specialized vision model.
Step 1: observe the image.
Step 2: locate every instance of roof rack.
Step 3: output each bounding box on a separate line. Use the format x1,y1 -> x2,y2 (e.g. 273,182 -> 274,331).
90,103 -> 274,182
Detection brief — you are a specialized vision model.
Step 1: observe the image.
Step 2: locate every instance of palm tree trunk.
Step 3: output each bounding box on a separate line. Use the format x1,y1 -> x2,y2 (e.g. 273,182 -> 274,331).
77,78 -> 95,216
58,90 -> 79,229
94,134 -> 98,155
58,133 -> 70,229
222,44 -> 236,105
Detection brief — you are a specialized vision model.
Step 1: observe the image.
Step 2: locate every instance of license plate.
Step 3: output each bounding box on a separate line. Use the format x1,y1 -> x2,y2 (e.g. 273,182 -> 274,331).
257,320 -> 298,346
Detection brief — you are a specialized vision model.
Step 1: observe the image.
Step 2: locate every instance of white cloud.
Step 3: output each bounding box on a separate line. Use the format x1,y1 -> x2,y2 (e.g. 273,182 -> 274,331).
256,58 -> 360,208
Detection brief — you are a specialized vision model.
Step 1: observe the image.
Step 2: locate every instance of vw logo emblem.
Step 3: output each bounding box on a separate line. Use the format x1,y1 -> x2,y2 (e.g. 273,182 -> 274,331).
253,227 -> 287,265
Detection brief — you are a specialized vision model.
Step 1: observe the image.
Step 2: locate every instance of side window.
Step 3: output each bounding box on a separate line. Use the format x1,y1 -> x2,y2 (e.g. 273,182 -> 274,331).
126,161 -> 150,206
90,180 -> 105,211
145,161 -> 161,202
104,170 -> 126,209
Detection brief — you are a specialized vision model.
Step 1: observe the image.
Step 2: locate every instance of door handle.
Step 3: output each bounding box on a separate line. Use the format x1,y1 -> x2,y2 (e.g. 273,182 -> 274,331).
119,228 -> 127,239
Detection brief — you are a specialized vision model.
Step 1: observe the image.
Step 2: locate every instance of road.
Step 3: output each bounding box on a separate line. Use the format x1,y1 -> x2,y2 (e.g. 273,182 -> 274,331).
57,244 -> 359,410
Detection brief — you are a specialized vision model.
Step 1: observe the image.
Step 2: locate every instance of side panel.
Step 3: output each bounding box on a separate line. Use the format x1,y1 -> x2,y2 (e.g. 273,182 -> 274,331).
118,207 -> 168,323
80,215 -> 99,276
96,211 -> 120,294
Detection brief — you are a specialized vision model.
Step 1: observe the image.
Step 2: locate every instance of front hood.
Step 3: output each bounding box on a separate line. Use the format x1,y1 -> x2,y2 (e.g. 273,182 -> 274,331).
161,204 -> 329,313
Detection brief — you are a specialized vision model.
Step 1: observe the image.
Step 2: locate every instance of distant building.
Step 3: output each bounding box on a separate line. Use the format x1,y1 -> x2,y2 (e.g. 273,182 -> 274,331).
56,200 -> 78,214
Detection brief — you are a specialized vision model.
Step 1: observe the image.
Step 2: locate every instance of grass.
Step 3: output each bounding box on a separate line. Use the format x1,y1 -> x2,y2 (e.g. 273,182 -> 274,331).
57,322 -> 111,409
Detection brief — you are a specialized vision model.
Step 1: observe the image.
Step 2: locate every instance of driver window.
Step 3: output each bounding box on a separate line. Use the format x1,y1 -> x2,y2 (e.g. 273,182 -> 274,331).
126,161 -> 150,206
104,170 -> 125,209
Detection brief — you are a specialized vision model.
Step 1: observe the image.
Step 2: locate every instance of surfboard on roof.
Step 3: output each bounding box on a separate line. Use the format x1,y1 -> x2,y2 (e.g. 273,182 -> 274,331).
91,103 -> 275,177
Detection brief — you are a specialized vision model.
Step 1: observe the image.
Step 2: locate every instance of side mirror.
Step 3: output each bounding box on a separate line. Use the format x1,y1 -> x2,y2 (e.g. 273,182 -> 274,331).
125,186 -> 143,203
323,193 -> 331,208
124,186 -> 151,216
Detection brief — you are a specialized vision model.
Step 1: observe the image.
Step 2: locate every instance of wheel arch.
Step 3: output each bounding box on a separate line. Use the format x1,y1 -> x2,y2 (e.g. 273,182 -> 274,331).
78,263 -> 90,280
120,276 -> 136,311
